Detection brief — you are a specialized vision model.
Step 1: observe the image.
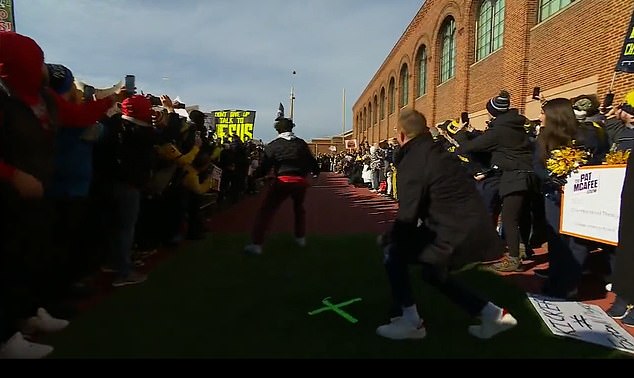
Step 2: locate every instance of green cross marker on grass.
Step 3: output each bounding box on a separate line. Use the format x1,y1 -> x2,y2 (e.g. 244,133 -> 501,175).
308,297 -> 362,324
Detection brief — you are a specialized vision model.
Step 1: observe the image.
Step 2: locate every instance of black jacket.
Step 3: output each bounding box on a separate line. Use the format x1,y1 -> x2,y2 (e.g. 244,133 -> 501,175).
604,118 -> 634,152
390,134 -> 504,270
0,91 -> 58,184
93,115 -> 164,188
457,110 -> 536,197
256,135 -> 319,178
613,150 -> 634,302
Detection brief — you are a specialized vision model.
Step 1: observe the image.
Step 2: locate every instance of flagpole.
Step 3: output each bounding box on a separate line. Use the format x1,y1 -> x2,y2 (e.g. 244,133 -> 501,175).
609,71 -> 618,93
290,86 -> 295,121
290,70 -> 296,121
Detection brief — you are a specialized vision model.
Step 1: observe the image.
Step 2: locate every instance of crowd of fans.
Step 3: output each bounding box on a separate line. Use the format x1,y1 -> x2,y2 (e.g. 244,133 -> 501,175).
2,29 -> 634,358
321,88 -> 634,328
0,32 -> 264,358
317,139 -> 400,199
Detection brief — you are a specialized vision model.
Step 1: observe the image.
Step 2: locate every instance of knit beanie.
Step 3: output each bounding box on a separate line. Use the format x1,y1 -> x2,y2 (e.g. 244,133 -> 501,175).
46,64 -> 74,95
486,90 -> 511,117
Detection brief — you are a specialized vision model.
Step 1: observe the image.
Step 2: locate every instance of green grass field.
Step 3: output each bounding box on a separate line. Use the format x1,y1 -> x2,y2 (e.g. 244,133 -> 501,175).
43,234 -> 627,358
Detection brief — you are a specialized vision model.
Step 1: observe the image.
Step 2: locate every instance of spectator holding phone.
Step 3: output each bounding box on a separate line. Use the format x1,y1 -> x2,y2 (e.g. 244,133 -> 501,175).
456,90 -> 538,272
604,91 -> 634,151
0,31 -> 125,359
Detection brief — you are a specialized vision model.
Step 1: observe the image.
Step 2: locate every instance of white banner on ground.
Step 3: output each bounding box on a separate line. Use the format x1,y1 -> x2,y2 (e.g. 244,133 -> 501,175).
560,165 -> 627,246
527,293 -> 634,355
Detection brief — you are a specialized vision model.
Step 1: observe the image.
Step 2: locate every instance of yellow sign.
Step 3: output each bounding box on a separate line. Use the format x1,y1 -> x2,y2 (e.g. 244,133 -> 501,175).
212,110 -> 256,143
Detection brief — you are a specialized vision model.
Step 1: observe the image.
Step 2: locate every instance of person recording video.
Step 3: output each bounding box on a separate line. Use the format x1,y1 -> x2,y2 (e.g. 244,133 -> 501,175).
456,90 -> 538,272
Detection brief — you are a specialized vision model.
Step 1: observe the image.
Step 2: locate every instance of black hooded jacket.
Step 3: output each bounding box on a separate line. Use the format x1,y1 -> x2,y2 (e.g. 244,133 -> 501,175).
457,109 -> 536,197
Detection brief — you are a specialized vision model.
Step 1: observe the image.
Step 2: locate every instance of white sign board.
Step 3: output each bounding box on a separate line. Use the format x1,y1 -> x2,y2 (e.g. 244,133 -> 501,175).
560,165 -> 627,246
210,164 -> 222,192
528,293 -> 634,355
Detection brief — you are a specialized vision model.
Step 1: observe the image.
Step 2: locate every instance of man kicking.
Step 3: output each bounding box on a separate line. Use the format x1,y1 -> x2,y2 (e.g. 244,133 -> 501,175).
244,115 -> 320,255
376,109 -> 518,340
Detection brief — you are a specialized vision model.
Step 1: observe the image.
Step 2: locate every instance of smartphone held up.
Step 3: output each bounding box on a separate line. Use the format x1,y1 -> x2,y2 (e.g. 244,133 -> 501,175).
125,75 -> 135,95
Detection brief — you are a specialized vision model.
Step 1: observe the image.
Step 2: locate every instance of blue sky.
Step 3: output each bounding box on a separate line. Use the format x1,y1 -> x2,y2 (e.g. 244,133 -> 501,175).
17,0 -> 422,142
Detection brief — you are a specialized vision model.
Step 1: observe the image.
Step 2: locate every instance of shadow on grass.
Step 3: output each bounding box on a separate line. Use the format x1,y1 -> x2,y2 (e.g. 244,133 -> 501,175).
43,234 -> 627,359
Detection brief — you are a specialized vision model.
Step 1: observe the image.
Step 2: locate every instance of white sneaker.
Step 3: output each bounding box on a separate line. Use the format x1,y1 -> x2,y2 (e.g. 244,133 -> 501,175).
0,332 -> 53,359
23,308 -> 70,335
468,310 -> 517,339
376,317 -> 426,340
244,244 -> 263,255
295,237 -> 306,247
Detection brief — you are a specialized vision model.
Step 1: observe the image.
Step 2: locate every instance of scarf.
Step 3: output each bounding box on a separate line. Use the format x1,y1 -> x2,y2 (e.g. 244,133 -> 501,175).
276,131 -> 296,141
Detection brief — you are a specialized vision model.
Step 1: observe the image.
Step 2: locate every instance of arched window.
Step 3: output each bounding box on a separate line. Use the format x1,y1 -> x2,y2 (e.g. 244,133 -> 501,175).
400,64 -> 409,107
416,46 -> 427,97
380,88 -> 386,120
476,0 -> 505,61
388,78 -> 396,114
373,95 -> 378,124
539,0 -> 573,22
363,108 -> 367,131
440,17 -> 456,83
368,102 -> 373,128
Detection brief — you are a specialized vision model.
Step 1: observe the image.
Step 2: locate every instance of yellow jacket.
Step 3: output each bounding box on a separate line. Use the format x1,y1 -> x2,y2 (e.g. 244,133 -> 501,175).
155,144 -> 200,166
182,164 -> 213,194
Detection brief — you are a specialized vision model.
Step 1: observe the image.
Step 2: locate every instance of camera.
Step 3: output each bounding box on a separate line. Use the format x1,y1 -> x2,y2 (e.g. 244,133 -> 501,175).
603,92 -> 615,109
532,87 -> 541,101
461,112 -> 469,124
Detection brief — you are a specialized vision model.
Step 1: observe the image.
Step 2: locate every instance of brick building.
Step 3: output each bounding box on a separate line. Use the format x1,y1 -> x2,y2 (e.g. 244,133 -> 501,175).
353,0 -> 634,145
307,130 -> 353,155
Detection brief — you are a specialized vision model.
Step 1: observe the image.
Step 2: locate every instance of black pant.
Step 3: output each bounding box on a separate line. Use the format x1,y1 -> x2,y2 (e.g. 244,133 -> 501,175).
384,244 -> 487,318
520,190 -> 547,248
502,192 -> 527,258
50,197 -> 93,285
0,192 -> 56,340
186,192 -> 205,238
543,195 -> 590,296
134,194 -> 163,251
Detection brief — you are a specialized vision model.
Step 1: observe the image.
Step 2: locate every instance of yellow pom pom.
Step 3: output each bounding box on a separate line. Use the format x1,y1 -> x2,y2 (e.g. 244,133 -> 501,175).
625,91 -> 634,108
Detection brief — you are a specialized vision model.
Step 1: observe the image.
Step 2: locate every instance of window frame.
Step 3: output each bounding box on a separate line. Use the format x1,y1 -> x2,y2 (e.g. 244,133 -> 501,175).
388,78 -> 396,114
416,46 -> 427,97
539,0 -> 574,23
475,0 -> 505,62
400,64 -> 409,107
380,88 -> 386,120
440,17 -> 457,84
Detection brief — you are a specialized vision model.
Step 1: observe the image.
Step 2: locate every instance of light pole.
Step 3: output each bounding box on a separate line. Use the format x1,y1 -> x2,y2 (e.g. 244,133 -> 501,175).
290,70 -> 296,121
342,88 -> 346,136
